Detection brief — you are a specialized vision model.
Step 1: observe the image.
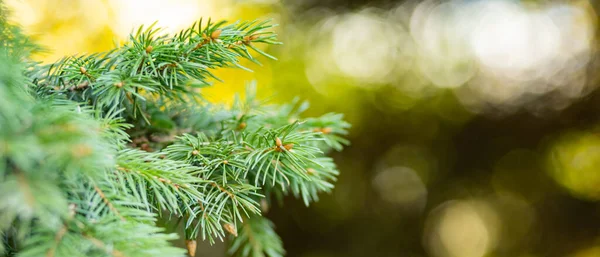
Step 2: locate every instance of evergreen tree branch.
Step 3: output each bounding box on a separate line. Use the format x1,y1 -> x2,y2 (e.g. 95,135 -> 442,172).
228,215 -> 284,257
27,19 -> 281,126
92,185 -> 126,222
113,149 -> 206,215
0,4 -> 351,256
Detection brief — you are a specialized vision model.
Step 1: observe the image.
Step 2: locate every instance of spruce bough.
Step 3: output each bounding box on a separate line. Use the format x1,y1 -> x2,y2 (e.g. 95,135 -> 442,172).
0,6 -> 350,257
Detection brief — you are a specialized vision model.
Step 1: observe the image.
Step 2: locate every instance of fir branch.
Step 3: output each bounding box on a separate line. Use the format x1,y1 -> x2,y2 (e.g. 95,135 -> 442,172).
83,234 -> 127,257
113,149 -> 206,215
46,224 -> 68,257
28,19 -> 281,126
184,201 -> 231,244
18,216 -> 184,257
228,215 -> 284,257
0,4 -> 351,256
92,185 -> 126,222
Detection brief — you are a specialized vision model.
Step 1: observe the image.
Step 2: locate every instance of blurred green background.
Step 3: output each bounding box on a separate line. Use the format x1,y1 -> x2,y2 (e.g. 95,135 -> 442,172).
6,0 -> 600,256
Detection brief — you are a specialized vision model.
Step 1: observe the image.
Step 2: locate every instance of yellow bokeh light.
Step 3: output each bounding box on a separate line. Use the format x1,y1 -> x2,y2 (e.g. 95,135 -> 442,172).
107,0 -> 222,37
423,200 -> 499,257
372,166 -> 427,211
546,130 -> 600,200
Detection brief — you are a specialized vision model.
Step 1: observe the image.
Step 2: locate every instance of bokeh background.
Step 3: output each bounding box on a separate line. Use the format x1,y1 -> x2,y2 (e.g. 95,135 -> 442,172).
6,0 -> 600,256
